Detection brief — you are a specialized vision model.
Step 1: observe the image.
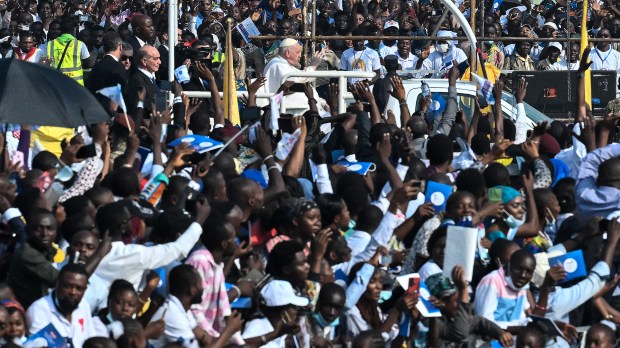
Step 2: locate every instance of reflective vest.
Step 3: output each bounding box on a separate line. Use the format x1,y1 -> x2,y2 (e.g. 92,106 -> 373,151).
47,38 -> 84,85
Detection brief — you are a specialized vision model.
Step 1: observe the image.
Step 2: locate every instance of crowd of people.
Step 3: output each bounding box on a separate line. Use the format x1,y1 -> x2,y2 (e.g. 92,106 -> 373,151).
4,0 -> 620,346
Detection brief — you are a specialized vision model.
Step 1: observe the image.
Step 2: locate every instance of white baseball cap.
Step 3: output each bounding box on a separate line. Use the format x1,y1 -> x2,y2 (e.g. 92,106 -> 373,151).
260,280 -> 310,307
384,20 -> 399,30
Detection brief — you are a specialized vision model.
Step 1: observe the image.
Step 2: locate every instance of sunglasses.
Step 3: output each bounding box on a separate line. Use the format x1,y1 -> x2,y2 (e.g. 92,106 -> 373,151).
121,55 -> 132,61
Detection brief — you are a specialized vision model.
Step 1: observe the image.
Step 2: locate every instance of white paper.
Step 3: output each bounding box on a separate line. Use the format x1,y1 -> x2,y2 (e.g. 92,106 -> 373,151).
174,65 -> 190,84
276,128 -> 301,160
236,17 -> 261,43
443,226 -> 478,282
269,91 -> 284,130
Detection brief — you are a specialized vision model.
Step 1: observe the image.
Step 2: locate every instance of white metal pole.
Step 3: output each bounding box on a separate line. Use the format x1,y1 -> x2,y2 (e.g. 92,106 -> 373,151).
167,0 -> 177,83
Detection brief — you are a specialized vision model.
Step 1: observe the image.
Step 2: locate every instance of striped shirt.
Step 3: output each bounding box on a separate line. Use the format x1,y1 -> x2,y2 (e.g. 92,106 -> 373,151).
186,248 -> 231,337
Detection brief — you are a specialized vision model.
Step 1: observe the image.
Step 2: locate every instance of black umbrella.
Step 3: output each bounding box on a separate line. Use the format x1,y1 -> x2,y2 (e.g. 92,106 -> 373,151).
0,58 -> 110,128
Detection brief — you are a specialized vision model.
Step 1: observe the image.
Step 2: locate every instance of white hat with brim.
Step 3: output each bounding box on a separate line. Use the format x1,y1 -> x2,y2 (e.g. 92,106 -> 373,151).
543,22 -> 558,31
548,41 -> 563,52
279,38 -> 300,48
260,280 -> 310,307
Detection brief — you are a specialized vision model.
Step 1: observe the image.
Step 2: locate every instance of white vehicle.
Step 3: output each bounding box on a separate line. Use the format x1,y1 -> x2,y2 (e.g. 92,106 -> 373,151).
384,79 -> 553,129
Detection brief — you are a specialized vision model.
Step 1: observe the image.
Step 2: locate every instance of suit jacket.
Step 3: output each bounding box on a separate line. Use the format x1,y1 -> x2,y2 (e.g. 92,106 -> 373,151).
157,44 -> 169,81
126,69 -> 159,118
127,35 -> 144,51
88,54 -> 128,95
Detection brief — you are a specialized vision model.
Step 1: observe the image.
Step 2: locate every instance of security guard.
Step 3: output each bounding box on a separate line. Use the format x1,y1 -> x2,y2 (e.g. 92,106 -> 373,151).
42,17 -> 92,85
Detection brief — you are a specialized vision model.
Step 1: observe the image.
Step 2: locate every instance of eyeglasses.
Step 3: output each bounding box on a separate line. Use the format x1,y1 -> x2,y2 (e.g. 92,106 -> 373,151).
121,55 -> 132,61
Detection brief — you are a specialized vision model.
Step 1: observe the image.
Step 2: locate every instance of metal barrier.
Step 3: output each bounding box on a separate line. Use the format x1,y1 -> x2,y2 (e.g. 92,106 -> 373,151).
183,70 -> 375,114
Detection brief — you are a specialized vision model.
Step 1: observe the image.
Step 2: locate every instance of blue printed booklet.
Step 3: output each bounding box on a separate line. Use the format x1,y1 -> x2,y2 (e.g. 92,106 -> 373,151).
424,181 -> 453,212
548,250 -> 587,283
168,135 -> 223,153
337,161 -> 376,176
24,324 -> 67,347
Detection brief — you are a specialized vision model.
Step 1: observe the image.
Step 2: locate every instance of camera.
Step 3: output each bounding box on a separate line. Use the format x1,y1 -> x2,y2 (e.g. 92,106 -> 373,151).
190,46 -> 213,61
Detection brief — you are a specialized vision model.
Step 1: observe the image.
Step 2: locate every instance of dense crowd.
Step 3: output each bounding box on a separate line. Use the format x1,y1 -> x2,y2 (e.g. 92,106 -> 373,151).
4,0 -> 620,346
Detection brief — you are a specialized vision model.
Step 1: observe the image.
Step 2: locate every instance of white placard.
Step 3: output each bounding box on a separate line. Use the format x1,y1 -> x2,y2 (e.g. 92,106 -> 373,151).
443,225 -> 478,282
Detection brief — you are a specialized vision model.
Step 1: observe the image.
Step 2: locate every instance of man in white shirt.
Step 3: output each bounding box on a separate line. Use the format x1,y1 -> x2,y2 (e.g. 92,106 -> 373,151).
26,264 -> 97,348
339,27 -> 381,84
92,199 -> 209,290
421,30 -> 467,77
550,43 -> 580,71
379,21 -> 399,58
396,39 -> 418,70
149,264 -> 242,348
589,29 -> 620,71
13,32 -> 43,62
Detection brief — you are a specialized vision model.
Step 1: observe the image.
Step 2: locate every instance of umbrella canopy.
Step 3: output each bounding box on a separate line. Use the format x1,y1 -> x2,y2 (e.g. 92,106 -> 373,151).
0,58 -> 110,128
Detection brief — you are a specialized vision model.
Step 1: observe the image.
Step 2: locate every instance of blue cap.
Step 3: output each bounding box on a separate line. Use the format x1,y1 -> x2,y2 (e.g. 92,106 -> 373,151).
242,169 -> 268,189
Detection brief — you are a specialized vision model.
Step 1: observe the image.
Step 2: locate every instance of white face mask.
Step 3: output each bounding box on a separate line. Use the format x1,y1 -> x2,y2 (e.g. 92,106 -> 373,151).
505,212 -> 525,229
506,272 -> 530,291
436,43 -> 450,53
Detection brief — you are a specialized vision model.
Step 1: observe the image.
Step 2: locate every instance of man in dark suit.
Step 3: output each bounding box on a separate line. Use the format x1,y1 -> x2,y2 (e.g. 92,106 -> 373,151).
127,14 -> 155,52
125,45 -> 160,119
155,21 -> 181,81
88,32 -> 128,98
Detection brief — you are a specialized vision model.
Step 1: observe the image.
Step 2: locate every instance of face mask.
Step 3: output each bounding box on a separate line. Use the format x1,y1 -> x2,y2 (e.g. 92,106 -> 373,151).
505,213 -> 525,229
55,165 -> 74,182
18,24 -> 29,31
436,43 -> 449,53
505,273 -> 530,291
313,312 -> 339,328
485,40 -> 494,46
0,5 -> 7,10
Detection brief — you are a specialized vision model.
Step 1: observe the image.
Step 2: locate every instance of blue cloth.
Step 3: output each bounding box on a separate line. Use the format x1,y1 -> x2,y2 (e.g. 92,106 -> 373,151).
242,169 -> 268,189
494,185 -> 521,204
344,263 -> 375,310
576,144 -> 620,217
297,178 -> 315,199
550,158 -> 570,187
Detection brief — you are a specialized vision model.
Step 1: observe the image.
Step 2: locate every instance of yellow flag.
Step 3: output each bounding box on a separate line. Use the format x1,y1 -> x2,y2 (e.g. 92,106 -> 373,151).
581,0 -> 592,107
223,19 -> 240,126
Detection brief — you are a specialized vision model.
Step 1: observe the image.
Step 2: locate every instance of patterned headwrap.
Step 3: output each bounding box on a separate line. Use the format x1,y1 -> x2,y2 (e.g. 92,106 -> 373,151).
425,273 -> 457,299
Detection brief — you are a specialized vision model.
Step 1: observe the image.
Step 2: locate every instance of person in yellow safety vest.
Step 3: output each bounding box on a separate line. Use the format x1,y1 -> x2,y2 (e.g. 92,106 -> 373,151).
41,17 -> 92,85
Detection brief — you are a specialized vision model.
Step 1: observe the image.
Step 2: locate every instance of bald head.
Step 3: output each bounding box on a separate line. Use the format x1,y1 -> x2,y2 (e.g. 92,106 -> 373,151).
407,116 -> 427,139
136,45 -> 160,72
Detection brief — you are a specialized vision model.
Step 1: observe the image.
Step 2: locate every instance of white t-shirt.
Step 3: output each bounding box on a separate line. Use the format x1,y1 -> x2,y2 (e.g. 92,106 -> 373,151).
339,47 -> 382,83
589,47 -> 620,71
421,46 -> 467,77
398,52 -> 419,70
27,294 -> 96,348
549,60 -> 580,71
241,318 -> 288,348
379,44 -> 398,59
149,295 -> 199,348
